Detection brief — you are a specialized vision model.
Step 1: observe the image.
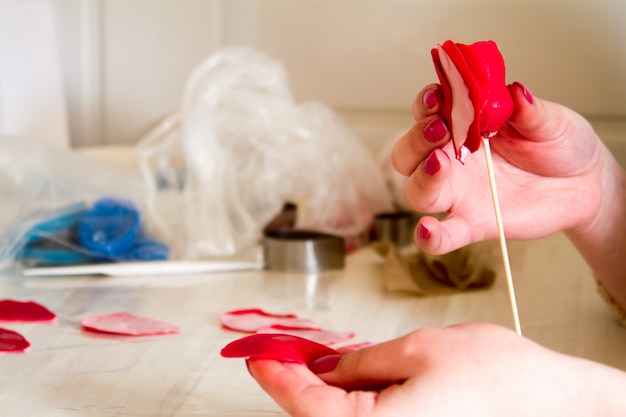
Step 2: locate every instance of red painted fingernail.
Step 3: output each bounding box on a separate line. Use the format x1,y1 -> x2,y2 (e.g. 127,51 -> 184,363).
513,81 -> 533,104
308,354 -> 342,374
423,117 -> 447,143
418,222 -> 431,240
423,88 -> 438,108
423,152 -> 441,176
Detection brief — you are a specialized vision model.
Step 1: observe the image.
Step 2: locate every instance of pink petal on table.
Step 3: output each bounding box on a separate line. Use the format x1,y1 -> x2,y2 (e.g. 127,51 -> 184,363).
431,40 -> 513,162
220,308 -> 321,333
0,327 -> 30,352
339,341 -> 374,351
221,333 -> 340,365
256,325 -> 355,346
80,312 -> 180,336
0,299 -> 56,322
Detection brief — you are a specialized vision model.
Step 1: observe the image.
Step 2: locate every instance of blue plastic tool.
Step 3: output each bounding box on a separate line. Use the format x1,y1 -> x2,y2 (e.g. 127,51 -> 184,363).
78,197 -> 141,259
20,197 -> 168,266
21,239 -> 93,265
24,202 -> 86,244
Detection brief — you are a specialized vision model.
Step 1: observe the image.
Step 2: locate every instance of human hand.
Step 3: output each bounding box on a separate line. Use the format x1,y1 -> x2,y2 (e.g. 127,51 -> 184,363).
247,323 -> 626,416
392,82 -> 610,254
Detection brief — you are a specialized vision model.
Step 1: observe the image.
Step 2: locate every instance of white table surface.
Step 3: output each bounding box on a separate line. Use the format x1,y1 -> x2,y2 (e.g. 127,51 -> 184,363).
1,231 -> 625,416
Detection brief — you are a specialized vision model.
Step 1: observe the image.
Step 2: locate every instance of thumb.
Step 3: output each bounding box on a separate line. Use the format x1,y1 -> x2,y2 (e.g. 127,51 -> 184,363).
309,333 -> 428,390
505,82 -> 567,143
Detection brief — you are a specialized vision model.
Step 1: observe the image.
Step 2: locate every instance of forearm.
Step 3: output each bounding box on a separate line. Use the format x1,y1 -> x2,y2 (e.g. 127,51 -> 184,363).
566,144 -> 626,319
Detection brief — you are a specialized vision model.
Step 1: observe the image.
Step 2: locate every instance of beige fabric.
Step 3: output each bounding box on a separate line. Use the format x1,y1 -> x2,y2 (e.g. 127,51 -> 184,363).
373,240 -> 499,295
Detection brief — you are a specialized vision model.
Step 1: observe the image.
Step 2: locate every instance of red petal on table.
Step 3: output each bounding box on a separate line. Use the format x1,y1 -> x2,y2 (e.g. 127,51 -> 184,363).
431,40 -> 513,162
0,299 -> 56,322
257,325 -> 355,346
220,308 -> 321,333
0,327 -> 30,352
80,312 -> 180,336
221,333 -> 340,365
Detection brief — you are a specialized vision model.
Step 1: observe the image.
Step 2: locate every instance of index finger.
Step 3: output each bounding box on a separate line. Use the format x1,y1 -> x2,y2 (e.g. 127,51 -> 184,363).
413,83 -> 442,120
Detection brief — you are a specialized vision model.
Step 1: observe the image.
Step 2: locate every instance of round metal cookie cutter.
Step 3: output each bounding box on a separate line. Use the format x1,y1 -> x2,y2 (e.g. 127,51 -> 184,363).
263,230 -> 345,273
372,211 -> 418,247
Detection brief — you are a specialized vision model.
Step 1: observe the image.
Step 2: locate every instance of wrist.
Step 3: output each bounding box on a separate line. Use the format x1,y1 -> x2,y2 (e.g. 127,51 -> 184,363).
565,145 -> 626,311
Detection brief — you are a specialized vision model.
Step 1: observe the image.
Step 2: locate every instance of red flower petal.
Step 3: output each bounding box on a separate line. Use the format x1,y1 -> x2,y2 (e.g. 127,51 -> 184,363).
219,308 -> 321,333
431,40 -> 513,162
0,299 -> 56,322
256,325 -> 355,346
0,327 -> 30,352
80,312 -> 180,336
221,333 -> 340,365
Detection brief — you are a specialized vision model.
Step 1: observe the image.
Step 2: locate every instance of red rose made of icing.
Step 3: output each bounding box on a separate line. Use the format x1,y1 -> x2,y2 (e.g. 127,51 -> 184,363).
431,40 -> 513,162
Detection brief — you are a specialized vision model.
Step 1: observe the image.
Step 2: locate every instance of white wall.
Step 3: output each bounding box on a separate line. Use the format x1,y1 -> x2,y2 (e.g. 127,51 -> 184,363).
258,0 -> 626,116
53,0 -> 224,147
51,0 -> 626,148
0,0 -> 69,147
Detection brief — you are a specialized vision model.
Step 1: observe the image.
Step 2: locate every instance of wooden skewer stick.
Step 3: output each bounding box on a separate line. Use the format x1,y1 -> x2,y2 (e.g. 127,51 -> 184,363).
482,137 -> 522,336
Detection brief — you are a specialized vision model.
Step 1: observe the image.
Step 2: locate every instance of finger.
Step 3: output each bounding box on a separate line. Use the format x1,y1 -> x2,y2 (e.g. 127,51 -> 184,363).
505,81 -> 568,143
247,359 -> 375,417
501,82 -> 596,178
412,83 -> 442,120
413,215 -> 474,255
312,344 -> 411,390
403,148 -> 453,213
392,116 -> 450,176
311,330 -> 445,390
314,324 -> 525,391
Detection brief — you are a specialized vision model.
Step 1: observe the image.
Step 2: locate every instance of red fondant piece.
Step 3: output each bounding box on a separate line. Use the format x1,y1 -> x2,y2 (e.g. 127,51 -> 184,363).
431,40 -> 513,161
80,312 -> 180,336
0,299 -> 56,322
257,325 -> 355,346
221,333 -> 340,365
0,327 -> 30,352
220,308 -> 321,333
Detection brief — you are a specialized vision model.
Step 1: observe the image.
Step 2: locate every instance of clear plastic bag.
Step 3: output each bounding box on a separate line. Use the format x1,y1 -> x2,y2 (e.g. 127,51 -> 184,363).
137,47 -> 393,258
0,135 -> 147,270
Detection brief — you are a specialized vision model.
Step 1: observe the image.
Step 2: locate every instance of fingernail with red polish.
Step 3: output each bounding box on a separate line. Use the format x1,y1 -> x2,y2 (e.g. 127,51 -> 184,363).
423,88 -> 438,109
418,222 -> 431,240
423,117 -> 447,143
513,81 -> 533,105
423,152 -> 441,176
308,354 -> 342,374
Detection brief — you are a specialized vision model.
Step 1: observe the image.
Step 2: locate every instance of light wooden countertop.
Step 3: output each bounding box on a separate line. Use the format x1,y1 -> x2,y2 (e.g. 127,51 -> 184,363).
1,231 -> 624,416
